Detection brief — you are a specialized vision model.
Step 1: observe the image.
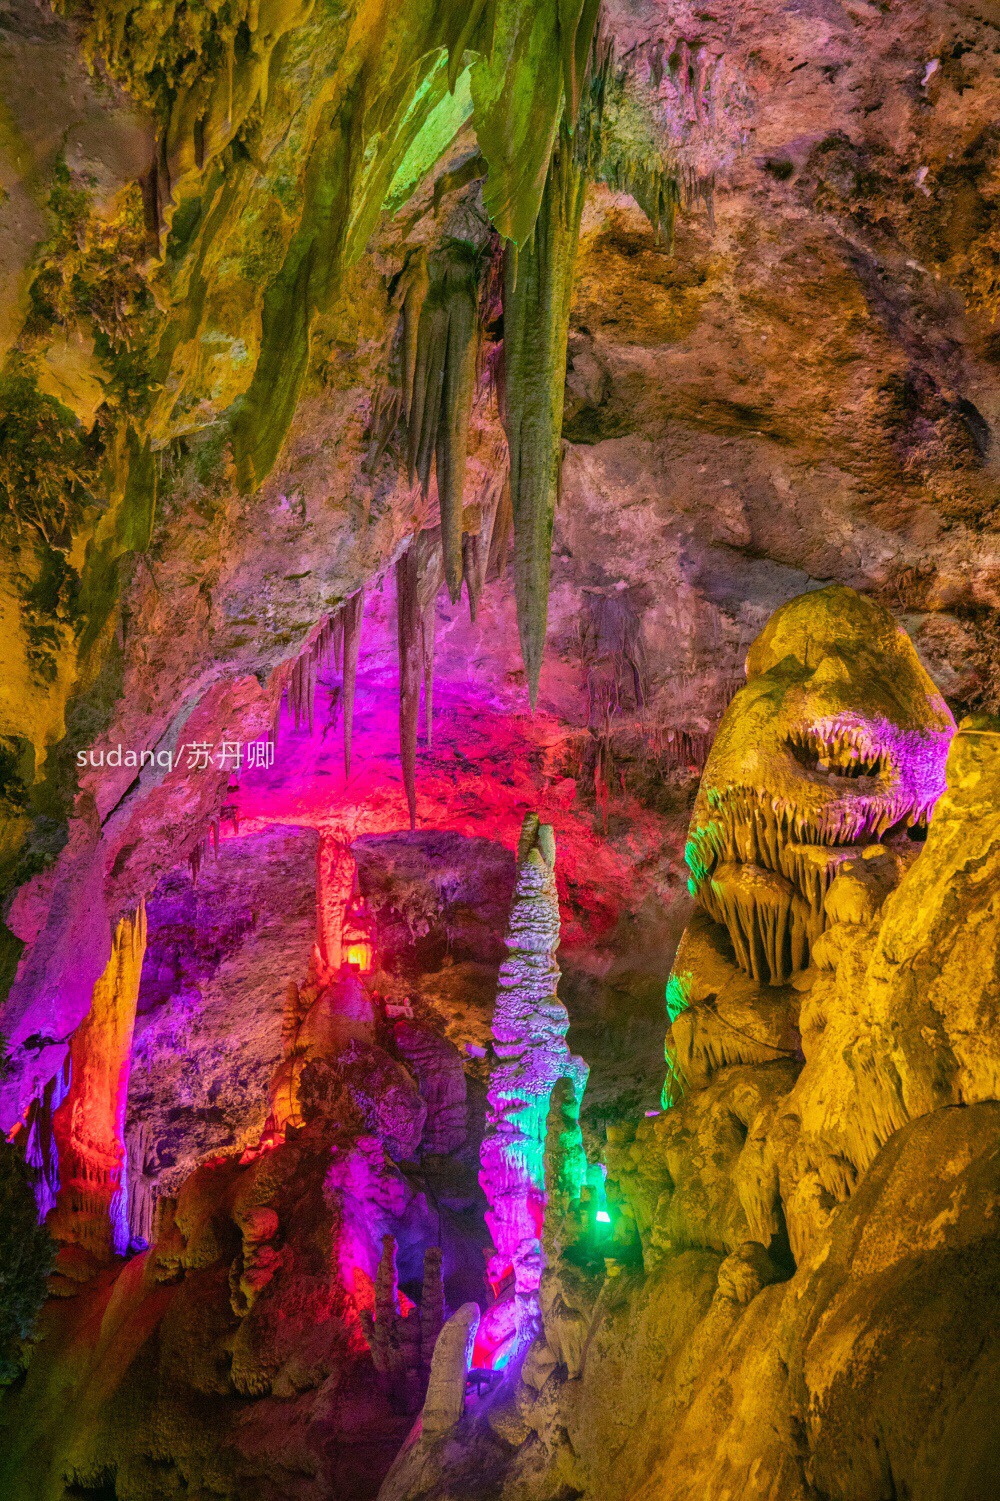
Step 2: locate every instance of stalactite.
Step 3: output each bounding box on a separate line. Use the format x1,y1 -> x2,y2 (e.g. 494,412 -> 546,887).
48,904 -> 148,1265
287,647 -> 315,734
462,531 -> 487,623
503,134 -> 587,708
461,477 -> 504,622
495,22 -> 689,706
579,27 -> 683,246
487,474 -> 513,581
417,532 -> 443,748
23,1060 -> 70,1222
561,0 -> 604,130
342,588 -> 363,778
698,862 -> 815,986
397,242 -> 481,604
421,600 -> 436,748
397,532 -> 443,822
396,545 -> 421,831
479,812 -> 588,1340
657,727 -> 714,775
277,596 -> 363,773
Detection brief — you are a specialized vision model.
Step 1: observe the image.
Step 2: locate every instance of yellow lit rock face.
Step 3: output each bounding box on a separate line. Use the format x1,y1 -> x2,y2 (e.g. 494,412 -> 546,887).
0,567 -> 77,777
761,715 -> 1000,1261
685,585 -> 955,984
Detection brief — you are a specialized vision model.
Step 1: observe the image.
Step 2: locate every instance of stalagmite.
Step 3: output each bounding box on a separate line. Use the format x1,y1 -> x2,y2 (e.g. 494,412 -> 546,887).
541,1074 -> 589,1263
48,904 -> 147,1265
419,1245 -> 445,1373
371,1233 -> 410,1385
314,834 -> 358,979
365,1237 -> 445,1411
479,813 -> 588,1345
421,1303 -> 480,1437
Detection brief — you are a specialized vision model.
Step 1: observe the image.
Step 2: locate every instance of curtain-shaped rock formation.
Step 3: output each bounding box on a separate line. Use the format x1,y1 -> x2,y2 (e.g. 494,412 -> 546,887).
48,904 -> 147,1264
282,592 -> 364,776
400,244 -> 481,604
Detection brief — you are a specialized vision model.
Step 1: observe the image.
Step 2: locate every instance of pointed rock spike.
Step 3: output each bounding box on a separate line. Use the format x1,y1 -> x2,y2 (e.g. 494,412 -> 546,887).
421,598 -> 436,747
342,589 -> 363,779
397,548 -> 420,829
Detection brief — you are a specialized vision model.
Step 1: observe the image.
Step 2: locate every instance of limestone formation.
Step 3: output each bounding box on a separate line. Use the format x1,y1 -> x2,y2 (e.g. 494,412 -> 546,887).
314,835 -> 360,979
5,0 -> 1000,1497
47,905 -> 147,1267
420,1302 -> 480,1437
394,1021 -> 467,1156
684,586 -> 955,985
366,621 -> 1000,1501
270,970 -> 379,1134
479,814 -> 588,1323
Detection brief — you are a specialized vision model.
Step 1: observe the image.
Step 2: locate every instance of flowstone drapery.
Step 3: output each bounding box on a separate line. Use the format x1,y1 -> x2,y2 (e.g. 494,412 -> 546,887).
47,904 -> 147,1265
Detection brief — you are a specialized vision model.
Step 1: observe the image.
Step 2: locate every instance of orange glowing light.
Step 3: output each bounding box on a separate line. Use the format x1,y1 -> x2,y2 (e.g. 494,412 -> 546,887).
345,941 -> 373,971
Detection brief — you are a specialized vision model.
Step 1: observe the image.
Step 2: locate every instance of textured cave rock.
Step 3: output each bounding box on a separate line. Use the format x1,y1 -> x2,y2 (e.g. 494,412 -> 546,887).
125,825 -> 319,1206
368,659 -> 1000,1501
3,1 -> 1000,1498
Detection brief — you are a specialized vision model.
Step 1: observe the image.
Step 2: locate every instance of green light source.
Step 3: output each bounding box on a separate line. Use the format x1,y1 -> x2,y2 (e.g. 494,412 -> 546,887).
595,1210 -> 611,1225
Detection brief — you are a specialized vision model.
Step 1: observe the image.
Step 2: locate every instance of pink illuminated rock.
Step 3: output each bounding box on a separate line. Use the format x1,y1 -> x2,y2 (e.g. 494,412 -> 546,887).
314,833 -> 358,979
48,905 -> 148,1265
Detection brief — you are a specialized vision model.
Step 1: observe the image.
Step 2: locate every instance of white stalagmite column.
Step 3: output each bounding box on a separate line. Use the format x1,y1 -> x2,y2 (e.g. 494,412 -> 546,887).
479,813 -> 588,1345
421,1303 -> 480,1436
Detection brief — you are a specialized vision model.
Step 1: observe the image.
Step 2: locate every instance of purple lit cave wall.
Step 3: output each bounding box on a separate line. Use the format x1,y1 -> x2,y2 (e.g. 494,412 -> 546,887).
3,1 -> 1000,1498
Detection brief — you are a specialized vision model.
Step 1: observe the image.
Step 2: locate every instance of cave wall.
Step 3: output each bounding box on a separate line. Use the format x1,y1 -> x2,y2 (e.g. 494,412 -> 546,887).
5,0 -> 1000,1121
2,0 -> 1000,1496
